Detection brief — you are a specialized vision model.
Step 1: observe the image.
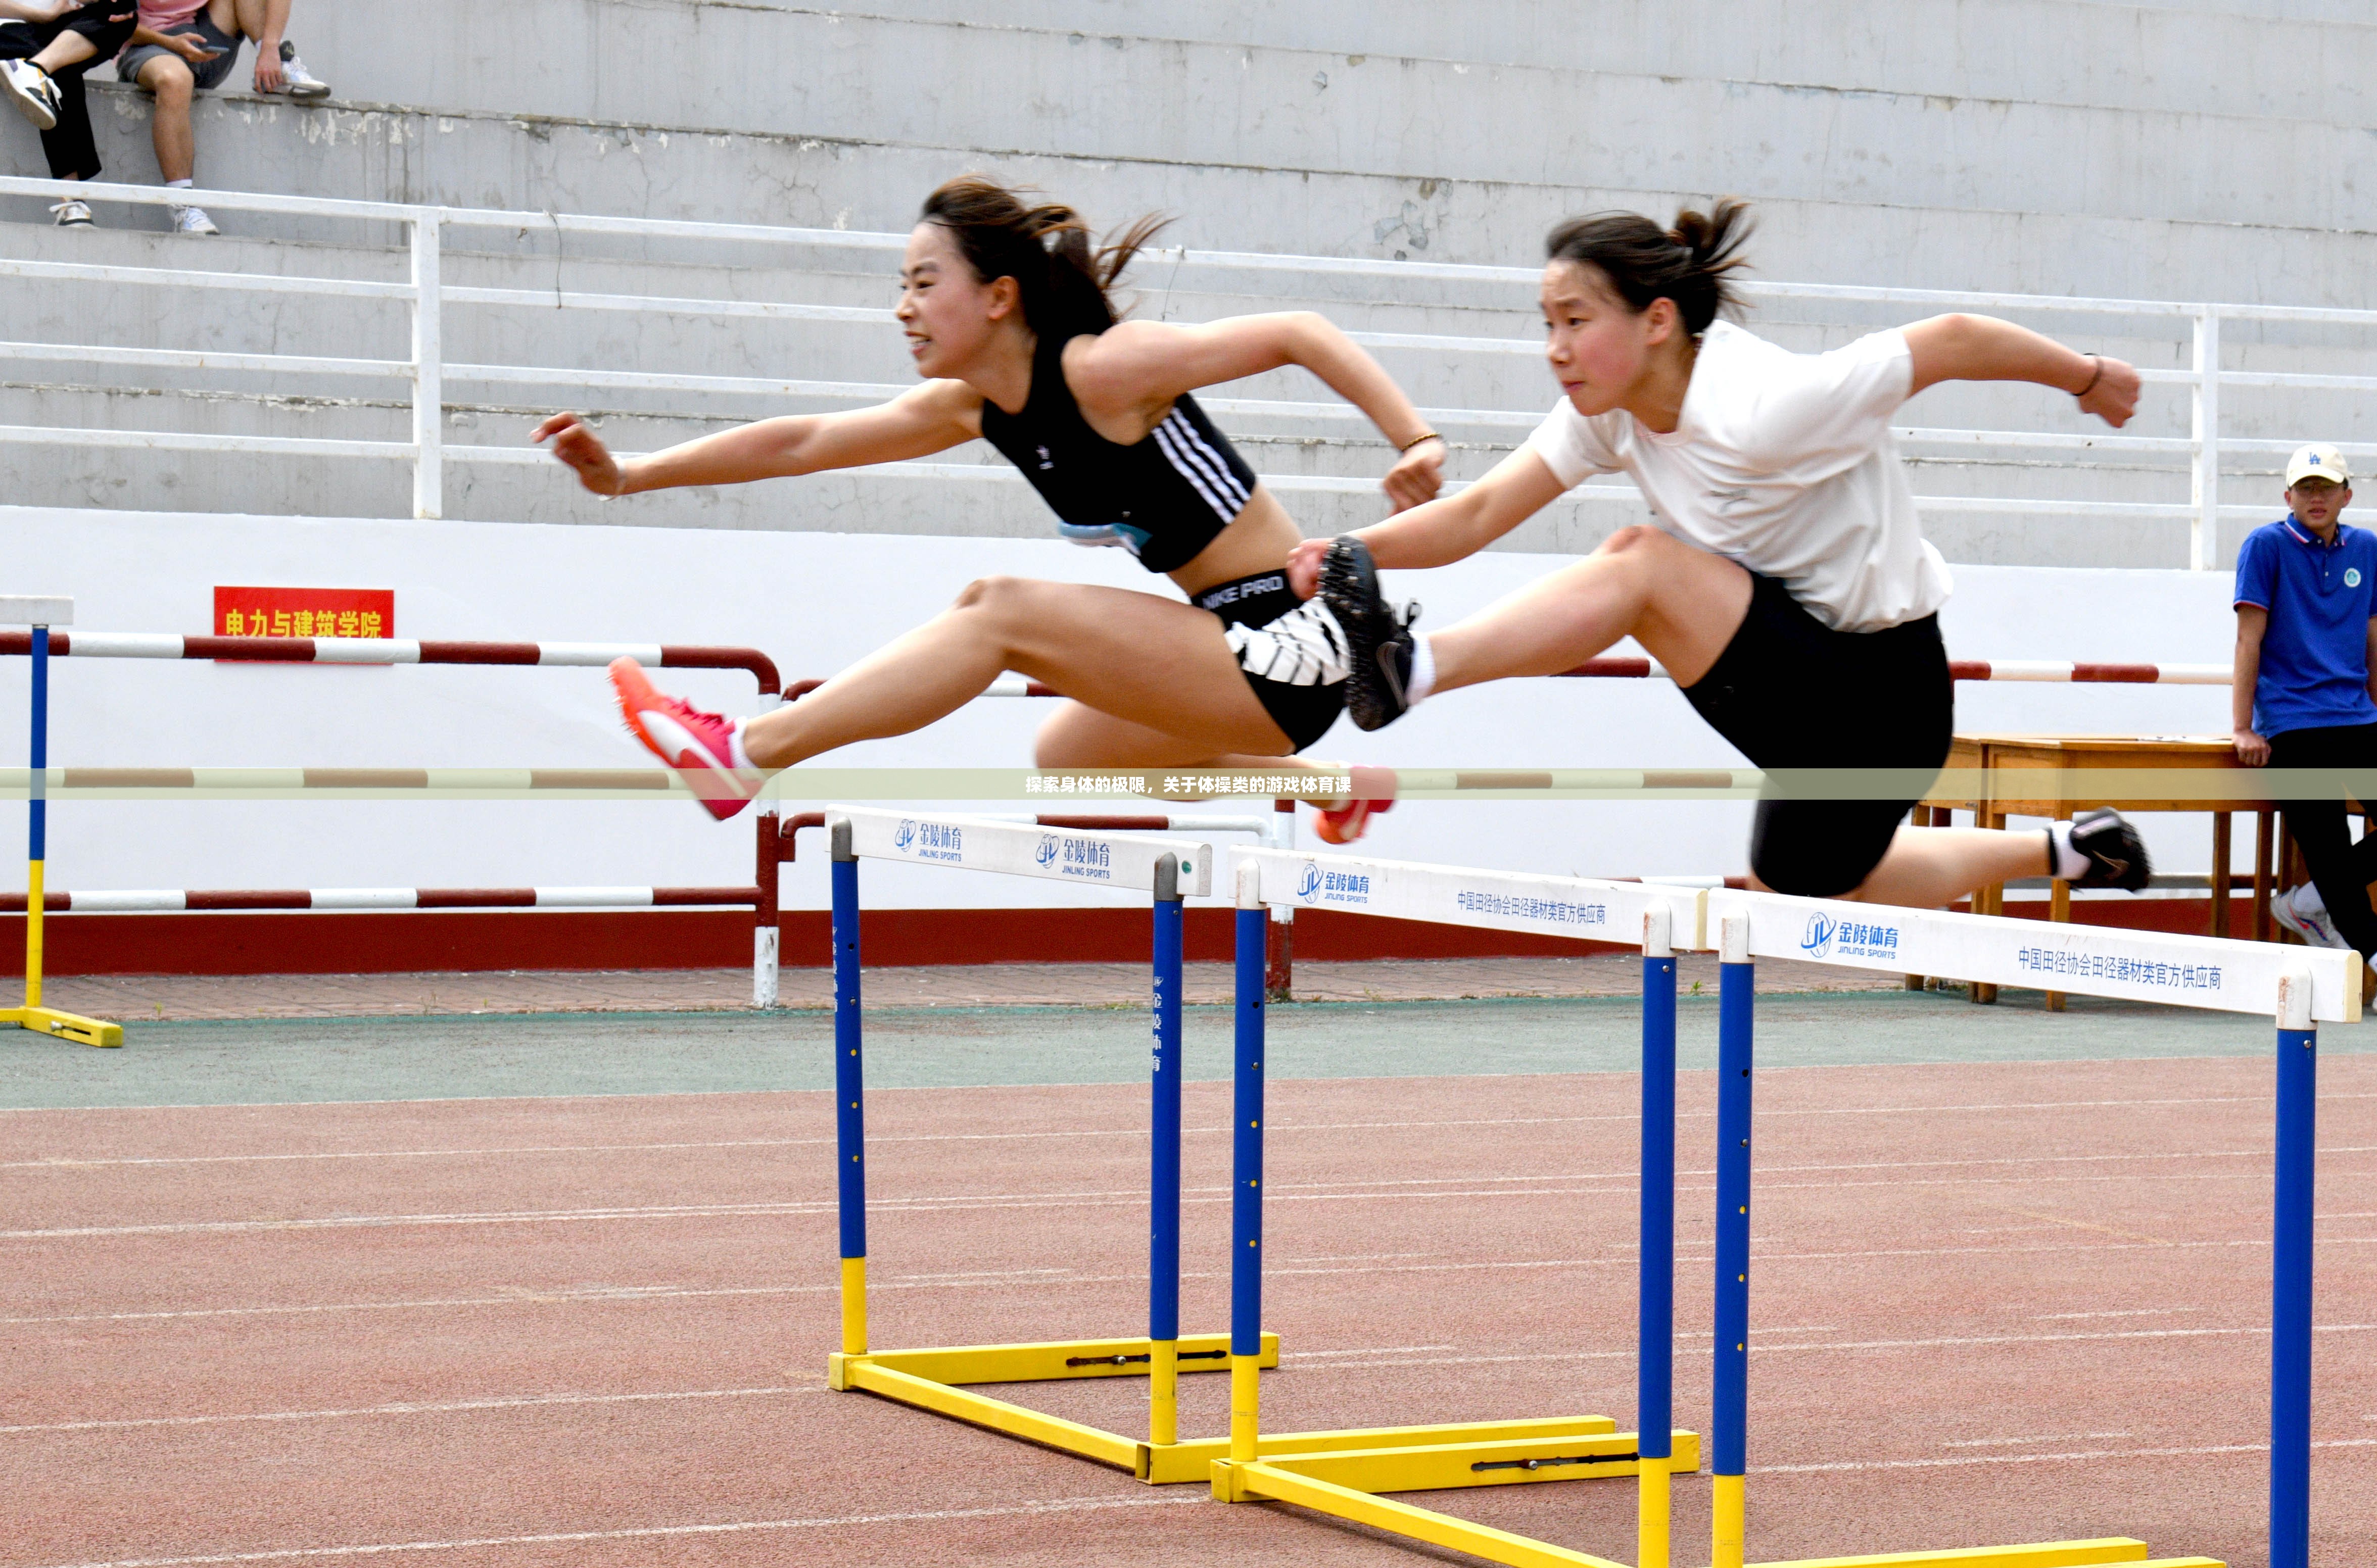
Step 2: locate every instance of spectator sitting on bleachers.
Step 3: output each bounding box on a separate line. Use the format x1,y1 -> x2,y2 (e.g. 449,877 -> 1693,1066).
116,0 -> 327,235
0,1 -> 136,227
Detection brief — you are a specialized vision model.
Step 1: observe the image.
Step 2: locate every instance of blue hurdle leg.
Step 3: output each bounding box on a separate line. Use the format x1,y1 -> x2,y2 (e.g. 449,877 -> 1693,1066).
1228,897 -> 1267,1467
1148,857 -> 1185,1446
1639,915 -> 1677,1568
831,826 -> 867,1357
1713,923 -> 1754,1568
2271,1015 -> 2316,1568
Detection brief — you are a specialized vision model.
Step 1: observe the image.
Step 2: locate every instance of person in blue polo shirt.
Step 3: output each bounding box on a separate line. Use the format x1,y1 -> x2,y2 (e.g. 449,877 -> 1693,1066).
2233,442 -> 2377,969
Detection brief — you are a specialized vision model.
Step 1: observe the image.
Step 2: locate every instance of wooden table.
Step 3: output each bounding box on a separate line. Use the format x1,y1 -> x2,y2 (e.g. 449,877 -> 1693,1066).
1918,733 -> 2292,1007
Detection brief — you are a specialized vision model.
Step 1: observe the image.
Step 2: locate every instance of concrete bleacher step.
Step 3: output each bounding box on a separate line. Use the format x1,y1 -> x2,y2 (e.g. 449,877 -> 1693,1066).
3,0 -> 2364,304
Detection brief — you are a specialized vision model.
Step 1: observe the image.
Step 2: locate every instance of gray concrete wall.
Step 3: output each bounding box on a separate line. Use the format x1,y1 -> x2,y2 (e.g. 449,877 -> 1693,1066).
2,0 -> 2371,570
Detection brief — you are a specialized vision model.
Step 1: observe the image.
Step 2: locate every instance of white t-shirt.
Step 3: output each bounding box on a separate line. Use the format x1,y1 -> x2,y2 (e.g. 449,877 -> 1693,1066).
1522,320 -> 1952,633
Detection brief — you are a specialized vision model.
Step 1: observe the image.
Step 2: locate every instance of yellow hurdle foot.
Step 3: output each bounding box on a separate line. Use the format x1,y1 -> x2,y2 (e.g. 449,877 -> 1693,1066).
2,1005 -> 121,1047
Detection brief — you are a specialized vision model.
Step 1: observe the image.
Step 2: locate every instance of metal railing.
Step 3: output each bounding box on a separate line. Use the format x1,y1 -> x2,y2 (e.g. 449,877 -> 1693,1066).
8,175 -> 2377,569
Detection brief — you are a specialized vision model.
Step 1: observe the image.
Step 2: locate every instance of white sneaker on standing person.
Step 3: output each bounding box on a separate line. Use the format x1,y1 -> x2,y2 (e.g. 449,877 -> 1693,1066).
114,0 -> 331,236
2271,878 -> 2349,949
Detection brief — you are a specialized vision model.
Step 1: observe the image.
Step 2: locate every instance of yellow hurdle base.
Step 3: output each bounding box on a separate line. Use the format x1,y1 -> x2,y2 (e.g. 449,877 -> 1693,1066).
2,1005 -> 122,1048
1211,1459 -> 2222,1568
830,1332 -> 1275,1481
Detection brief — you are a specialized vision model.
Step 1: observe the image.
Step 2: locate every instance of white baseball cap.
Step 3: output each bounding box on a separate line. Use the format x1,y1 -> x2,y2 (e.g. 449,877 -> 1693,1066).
2285,443 -> 2352,487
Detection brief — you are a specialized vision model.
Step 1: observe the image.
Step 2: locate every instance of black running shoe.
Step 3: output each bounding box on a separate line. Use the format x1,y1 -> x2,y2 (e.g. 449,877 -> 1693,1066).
2066,808 -> 2151,891
1319,536 -> 1420,732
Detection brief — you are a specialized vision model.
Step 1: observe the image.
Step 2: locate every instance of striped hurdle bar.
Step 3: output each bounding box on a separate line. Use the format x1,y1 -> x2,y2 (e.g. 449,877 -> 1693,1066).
0,630 -> 782,694
1559,657 -> 2232,685
0,595 -> 118,1048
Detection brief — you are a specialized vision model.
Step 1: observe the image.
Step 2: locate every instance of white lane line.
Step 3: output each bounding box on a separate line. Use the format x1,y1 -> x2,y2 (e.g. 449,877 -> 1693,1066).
2036,1307 -> 2201,1320
8,1083 -> 2373,1119
28,1492 -> 1199,1568
1296,1321 -> 2377,1373
1758,1436 -> 2377,1476
1284,1345 -> 1457,1359
1941,1431 -> 2130,1448
17,1232 -> 2377,1329
13,1087 -> 2375,1167
27,1158 -> 2377,1239
0,1385 -> 811,1437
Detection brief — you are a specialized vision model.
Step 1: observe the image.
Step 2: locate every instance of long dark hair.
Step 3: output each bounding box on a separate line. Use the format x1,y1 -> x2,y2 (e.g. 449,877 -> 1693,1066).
1544,199 -> 1754,336
919,175 -> 1169,342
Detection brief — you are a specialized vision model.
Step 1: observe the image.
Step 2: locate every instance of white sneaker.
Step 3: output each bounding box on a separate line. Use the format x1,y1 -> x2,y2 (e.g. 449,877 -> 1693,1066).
2,58 -> 60,130
276,40 -> 329,98
170,204 -> 219,235
49,198 -> 93,228
2273,883 -> 2351,950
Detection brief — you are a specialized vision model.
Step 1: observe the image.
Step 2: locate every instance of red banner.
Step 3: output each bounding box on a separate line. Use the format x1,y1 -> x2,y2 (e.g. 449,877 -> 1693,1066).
212,586 -> 394,641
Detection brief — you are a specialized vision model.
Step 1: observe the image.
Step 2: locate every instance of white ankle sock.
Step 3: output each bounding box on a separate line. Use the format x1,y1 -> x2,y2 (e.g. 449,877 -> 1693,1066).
2046,821 -> 2089,880
727,718 -> 754,771
167,178 -> 192,190
1404,633 -> 1438,706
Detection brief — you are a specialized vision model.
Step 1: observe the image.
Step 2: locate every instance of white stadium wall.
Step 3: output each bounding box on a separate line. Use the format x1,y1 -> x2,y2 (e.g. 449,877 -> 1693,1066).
1,505 -> 2247,916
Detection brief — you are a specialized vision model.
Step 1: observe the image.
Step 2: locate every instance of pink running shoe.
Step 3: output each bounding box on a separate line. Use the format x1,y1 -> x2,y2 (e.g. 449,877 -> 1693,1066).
1312,764 -> 1397,845
1314,795 -> 1391,845
609,658 -> 760,821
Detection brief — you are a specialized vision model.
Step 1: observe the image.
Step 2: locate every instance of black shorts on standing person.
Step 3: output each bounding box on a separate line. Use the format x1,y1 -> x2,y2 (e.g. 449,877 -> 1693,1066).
2266,724 -> 2377,956
0,2 -> 136,182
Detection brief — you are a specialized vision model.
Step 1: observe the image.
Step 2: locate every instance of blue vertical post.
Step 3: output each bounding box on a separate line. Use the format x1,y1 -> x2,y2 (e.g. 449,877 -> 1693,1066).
24,624 -> 46,1010
1638,907 -> 1677,1568
1713,915 -> 1754,1567
2271,1014 -> 2316,1568
28,624 -> 45,867
1227,888 -> 1267,1467
831,821 -> 867,1357
1148,855 -> 1185,1446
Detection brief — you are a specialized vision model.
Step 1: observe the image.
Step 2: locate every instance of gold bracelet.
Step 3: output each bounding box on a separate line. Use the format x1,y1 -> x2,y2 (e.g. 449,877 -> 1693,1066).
1398,431 -> 1443,452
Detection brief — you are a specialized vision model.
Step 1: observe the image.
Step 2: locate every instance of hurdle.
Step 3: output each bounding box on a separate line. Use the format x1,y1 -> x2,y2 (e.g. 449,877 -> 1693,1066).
1216,842 -> 2337,1568
819,804 -> 1281,1483
821,806 -> 1664,1488
1,596 -> 119,1048
1209,847 -> 1704,1554
1695,887 -> 2348,1568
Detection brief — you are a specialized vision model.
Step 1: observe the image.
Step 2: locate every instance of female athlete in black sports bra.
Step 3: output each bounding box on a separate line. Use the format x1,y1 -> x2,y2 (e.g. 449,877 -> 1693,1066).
535,175 -> 1444,822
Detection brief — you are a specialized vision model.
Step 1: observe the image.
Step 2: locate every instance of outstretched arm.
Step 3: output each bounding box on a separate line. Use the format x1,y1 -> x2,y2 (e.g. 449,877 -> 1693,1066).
1069,313 -> 1447,509
1287,446 -> 1568,596
534,379 -> 982,497
1901,313 -> 2140,427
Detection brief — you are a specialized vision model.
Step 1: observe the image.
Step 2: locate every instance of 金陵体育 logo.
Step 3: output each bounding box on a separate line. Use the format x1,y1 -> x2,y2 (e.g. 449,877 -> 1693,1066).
893,818 -> 916,852
1035,833 -> 1060,867
1799,912 -> 1835,958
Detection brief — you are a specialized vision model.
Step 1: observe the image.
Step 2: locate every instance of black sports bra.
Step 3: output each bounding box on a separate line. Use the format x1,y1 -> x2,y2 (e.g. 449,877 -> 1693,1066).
978,332 -> 1262,574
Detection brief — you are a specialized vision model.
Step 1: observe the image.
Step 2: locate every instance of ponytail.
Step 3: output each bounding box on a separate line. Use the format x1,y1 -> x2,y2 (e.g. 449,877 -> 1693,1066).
1544,199 -> 1754,336
919,175 -> 1169,341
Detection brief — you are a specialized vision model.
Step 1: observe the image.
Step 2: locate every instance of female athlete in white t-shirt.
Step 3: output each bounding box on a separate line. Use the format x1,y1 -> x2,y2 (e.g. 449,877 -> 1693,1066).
1293,201 -> 2154,906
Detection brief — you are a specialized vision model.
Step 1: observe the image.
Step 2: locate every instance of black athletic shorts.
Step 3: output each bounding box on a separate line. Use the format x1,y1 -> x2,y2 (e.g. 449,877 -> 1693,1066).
1682,570 -> 1953,897
1195,570 -> 1349,752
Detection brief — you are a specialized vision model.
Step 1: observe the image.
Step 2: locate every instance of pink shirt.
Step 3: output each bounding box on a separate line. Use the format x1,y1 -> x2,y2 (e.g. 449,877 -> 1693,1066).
139,1 -> 209,28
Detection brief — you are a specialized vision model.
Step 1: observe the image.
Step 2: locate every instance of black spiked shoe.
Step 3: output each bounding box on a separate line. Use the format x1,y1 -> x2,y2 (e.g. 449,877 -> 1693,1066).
2066,808 -> 2152,892
1318,536 -> 1420,731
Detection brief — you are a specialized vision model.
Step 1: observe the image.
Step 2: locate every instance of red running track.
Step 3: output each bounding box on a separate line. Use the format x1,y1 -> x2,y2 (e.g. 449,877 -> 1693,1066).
5,1058 -> 2373,1566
